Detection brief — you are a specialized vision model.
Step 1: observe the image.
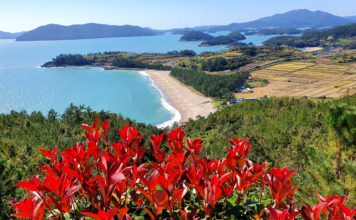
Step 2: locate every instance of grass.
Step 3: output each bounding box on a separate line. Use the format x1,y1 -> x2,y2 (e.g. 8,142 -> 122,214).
338,37 -> 356,45
245,79 -> 268,87
224,52 -> 242,56
212,100 -> 224,109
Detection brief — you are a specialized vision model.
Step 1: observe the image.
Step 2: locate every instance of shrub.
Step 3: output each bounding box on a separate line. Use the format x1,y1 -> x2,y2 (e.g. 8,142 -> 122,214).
12,120 -> 355,219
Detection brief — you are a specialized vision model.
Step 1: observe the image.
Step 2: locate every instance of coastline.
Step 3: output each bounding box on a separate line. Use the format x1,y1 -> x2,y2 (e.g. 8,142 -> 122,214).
41,65 -> 216,128
143,70 -> 216,126
137,71 -> 182,128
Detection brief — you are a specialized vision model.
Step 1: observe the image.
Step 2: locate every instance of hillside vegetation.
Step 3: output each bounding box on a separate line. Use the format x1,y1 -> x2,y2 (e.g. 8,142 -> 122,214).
42,50 -> 197,70
170,68 -> 249,98
0,104 -> 162,217
178,46 -> 305,72
183,95 -> 356,204
1,95 -> 355,218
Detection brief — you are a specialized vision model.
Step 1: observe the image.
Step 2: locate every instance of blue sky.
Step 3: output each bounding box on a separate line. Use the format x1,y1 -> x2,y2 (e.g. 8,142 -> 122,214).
1,0 -> 355,32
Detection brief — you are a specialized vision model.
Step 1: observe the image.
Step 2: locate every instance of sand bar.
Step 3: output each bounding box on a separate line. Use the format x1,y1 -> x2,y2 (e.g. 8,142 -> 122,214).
144,70 -> 216,124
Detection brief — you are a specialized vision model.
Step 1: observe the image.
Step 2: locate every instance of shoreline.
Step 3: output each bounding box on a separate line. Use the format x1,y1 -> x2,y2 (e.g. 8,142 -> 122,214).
41,65 -> 216,128
143,70 -> 216,126
137,71 -> 183,128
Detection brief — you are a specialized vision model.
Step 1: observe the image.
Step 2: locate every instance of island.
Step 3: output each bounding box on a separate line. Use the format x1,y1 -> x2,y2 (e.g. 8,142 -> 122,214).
16,23 -> 162,41
179,31 -> 214,41
227,32 -> 246,40
200,36 -> 247,47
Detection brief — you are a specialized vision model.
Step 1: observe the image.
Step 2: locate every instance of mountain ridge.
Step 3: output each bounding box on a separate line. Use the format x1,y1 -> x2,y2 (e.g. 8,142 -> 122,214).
16,23 -> 162,41
6,9 -> 356,41
170,9 -> 353,33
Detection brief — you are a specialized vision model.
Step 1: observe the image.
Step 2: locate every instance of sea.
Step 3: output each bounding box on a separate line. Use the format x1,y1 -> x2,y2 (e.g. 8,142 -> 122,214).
0,32 -> 289,127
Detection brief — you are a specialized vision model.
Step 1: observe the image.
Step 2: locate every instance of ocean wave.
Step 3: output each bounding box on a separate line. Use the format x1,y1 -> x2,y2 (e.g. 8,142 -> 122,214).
137,71 -> 182,129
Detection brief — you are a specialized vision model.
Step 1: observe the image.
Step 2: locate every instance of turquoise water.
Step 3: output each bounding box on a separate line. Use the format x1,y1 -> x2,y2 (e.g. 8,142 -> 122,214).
209,31 -> 300,46
0,34 -> 225,126
0,33 -> 281,126
242,34 -> 301,46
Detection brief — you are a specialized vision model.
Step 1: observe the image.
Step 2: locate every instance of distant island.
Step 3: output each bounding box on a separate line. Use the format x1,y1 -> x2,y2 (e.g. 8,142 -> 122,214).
170,9 -> 355,33
0,31 -> 25,39
263,23 -> 356,48
6,9 -> 356,42
179,31 -> 214,41
16,23 -> 162,41
228,32 -> 246,41
180,31 -> 247,47
245,28 -> 303,36
200,36 -> 247,47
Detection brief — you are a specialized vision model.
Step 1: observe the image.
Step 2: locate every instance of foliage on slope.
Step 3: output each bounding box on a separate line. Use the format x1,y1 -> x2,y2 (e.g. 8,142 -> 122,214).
0,104 -> 162,218
11,119 -> 356,219
0,96 -> 355,218
183,95 -> 356,205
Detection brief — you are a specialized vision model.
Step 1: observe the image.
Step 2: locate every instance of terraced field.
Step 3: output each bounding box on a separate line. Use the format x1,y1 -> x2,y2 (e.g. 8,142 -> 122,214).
248,62 -> 356,98
267,62 -> 314,71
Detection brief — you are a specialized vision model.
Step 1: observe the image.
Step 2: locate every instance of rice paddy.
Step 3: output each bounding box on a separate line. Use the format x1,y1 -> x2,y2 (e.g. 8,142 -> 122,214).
249,61 -> 356,98
328,81 -> 353,88
267,62 -> 314,71
234,93 -> 264,98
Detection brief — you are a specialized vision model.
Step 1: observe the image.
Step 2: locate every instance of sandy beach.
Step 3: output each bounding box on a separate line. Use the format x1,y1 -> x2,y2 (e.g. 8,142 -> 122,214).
144,70 -> 216,124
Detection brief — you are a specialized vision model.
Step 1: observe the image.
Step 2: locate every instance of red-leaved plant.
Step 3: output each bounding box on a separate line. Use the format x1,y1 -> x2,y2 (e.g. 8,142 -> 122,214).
12,119 -> 355,219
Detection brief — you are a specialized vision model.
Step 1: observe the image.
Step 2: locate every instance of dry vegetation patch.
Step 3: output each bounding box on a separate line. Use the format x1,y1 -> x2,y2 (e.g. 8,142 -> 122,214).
267,62 -> 314,71
248,62 -> 356,98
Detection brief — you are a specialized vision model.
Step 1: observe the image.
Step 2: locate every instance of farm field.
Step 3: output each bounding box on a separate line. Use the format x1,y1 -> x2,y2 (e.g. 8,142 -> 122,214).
249,61 -> 356,97
267,62 -> 314,71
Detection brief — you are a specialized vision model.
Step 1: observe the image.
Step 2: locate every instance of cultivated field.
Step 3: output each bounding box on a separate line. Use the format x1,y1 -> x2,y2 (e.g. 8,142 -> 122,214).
245,62 -> 356,98
267,62 -> 314,71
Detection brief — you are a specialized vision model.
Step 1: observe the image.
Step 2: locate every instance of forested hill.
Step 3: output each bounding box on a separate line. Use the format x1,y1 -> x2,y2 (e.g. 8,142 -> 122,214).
264,23 -> 356,48
179,31 -> 214,41
200,36 -> 247,47
16,23 -> 162,41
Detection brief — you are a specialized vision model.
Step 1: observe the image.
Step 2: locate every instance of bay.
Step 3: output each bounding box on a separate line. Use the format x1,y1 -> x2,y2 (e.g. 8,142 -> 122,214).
0,33 -> 224,126
0,32 -> 285,126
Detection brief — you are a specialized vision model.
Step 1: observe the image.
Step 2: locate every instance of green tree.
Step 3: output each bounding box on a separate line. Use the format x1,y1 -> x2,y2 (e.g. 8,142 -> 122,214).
325,103 -> 356,179
0,159 -> 23,219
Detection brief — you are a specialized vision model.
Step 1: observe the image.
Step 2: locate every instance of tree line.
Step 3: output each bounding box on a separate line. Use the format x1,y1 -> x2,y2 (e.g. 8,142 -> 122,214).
112,56 -> 171,70
42,54 -> 93,67
170,68 -> 248,98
